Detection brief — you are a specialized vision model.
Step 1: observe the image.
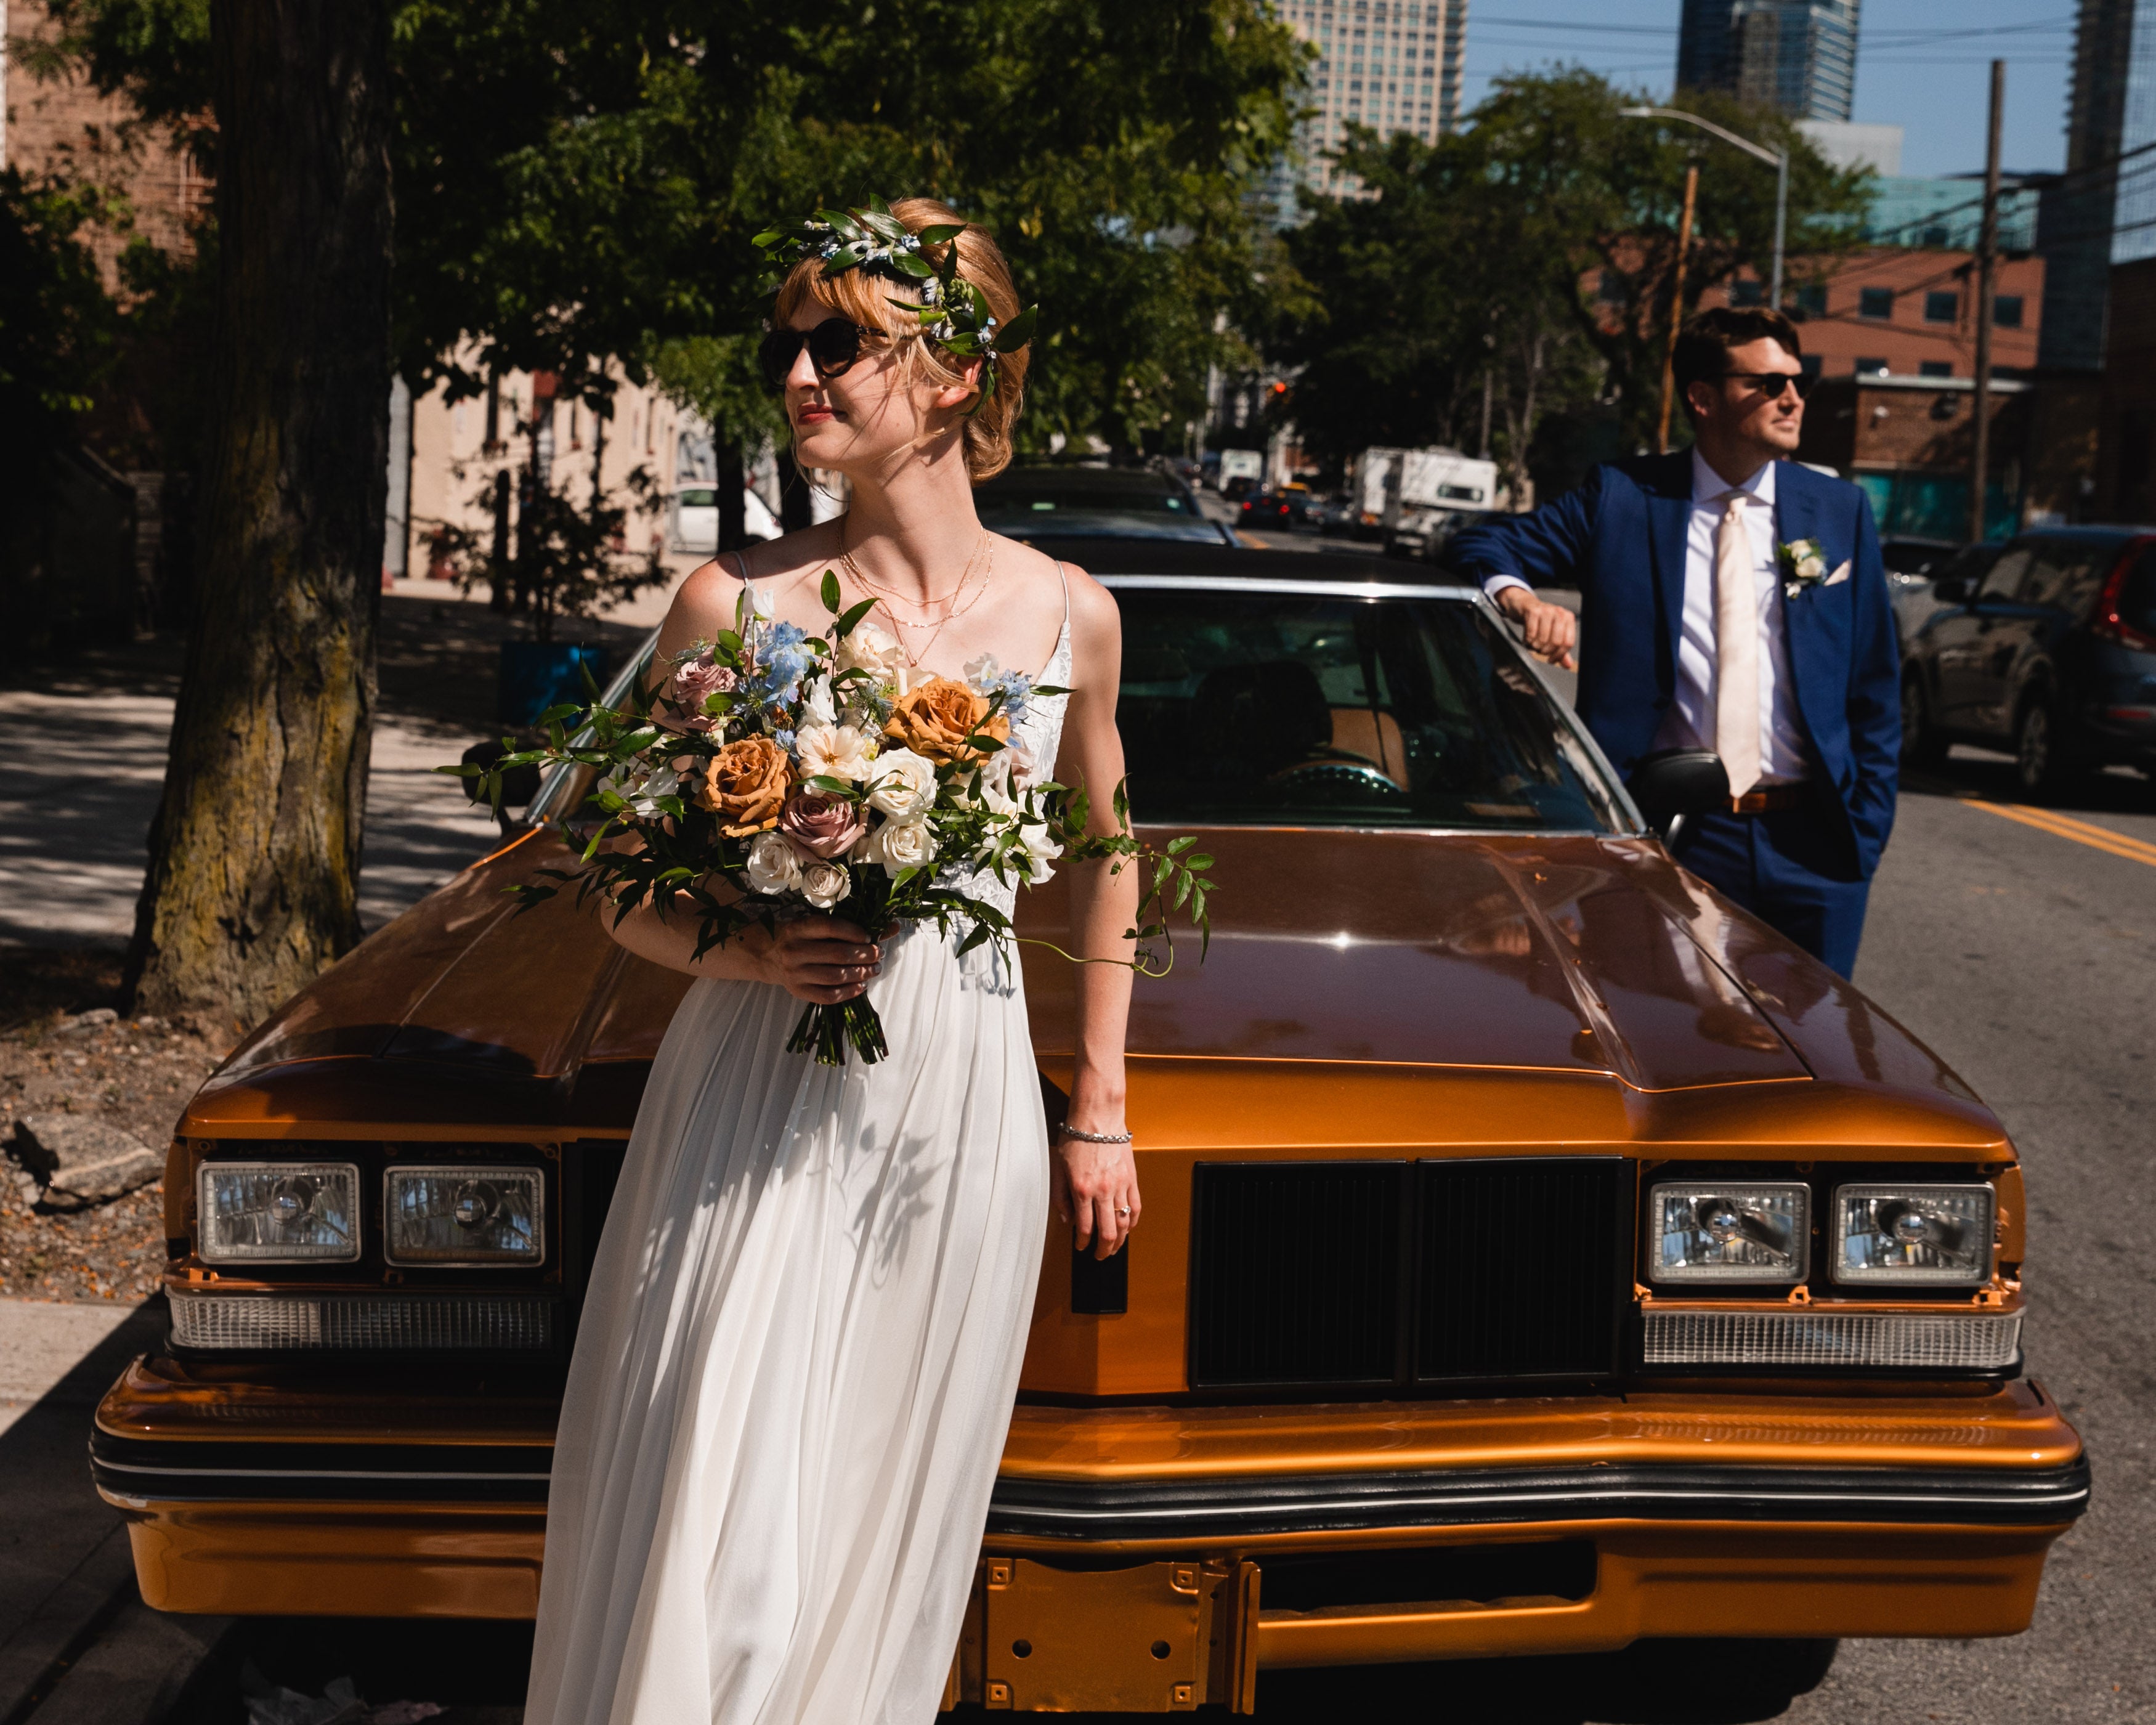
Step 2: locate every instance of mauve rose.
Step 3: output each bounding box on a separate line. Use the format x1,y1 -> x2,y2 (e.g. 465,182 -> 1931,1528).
777,791 -> 867,859
667,655 -> 737,730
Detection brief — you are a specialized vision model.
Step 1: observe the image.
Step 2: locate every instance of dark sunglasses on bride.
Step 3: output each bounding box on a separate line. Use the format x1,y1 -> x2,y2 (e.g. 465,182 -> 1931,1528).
1722,368 -> 1816,401
760,319 -> 880,389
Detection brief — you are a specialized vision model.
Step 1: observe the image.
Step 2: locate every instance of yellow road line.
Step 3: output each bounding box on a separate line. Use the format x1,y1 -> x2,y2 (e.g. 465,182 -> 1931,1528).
1961,797 -> 2156,869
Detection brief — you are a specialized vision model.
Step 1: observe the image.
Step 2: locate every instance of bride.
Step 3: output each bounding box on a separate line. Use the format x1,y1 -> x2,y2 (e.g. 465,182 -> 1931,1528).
523,199 -> 1140,1723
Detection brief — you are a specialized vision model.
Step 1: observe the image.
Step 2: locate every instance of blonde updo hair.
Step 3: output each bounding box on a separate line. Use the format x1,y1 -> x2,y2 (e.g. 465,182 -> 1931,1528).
772,197 -> 1029,482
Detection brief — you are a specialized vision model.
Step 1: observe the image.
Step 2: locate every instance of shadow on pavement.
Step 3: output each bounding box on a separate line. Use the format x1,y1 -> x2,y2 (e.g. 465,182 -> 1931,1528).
1902,749 -> 2155,818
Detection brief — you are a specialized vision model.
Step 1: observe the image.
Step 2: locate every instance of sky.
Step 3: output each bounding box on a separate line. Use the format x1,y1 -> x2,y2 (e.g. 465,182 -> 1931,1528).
1461,1 -> 2078,179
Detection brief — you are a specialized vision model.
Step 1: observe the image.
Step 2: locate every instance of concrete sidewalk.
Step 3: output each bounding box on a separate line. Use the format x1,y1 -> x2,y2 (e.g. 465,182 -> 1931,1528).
0,1296 -> 227,1725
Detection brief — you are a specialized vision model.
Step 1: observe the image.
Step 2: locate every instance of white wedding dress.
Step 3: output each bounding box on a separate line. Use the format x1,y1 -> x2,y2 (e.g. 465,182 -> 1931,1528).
524,591 -> 1071,1725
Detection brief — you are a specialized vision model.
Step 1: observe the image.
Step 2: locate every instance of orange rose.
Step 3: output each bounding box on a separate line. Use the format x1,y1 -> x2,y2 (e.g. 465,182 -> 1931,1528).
881,676 -> 1010,766
696,734 -> 793,835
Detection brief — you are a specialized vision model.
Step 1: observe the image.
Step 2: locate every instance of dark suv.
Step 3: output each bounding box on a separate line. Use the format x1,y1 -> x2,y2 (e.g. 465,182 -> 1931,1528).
1900,526 -> 2156,795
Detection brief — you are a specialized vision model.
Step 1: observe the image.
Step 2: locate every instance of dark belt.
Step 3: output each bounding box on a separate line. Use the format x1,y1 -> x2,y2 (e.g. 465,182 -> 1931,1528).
1728,783 -> 1811,814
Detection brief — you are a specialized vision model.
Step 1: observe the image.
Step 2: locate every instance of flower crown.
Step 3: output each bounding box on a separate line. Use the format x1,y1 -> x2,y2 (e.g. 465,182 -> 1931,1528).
752,195 -> 1039,410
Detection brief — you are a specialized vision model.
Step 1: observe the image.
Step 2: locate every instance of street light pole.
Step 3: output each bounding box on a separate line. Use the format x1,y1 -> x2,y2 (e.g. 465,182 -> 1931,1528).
1969,60 -> 2006,546
1656,166 -> 1701,456
1621,107 -> 1789,314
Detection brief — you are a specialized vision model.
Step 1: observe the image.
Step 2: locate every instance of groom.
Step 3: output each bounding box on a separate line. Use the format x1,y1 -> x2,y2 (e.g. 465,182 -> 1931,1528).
1449,306 -> 1899,977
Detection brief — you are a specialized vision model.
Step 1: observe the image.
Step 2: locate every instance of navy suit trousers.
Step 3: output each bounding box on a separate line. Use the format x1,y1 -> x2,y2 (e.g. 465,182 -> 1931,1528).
1672,795 -> 1871,978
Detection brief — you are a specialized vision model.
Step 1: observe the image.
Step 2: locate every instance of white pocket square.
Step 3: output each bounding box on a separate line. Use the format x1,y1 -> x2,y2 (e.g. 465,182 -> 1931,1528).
1823,560 -> 1851,586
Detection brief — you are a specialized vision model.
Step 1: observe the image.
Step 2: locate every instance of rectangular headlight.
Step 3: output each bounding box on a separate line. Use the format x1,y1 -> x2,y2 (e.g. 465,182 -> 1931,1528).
198,1162 -> 361,1263
1648,1181 -> 1809,1285
384,1166 -> 545,1266
1832,1183 -> 1995,1286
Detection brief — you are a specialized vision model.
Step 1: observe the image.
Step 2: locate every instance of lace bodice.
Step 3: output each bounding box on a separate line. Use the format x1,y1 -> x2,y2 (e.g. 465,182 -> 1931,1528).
946,580 -> 1072,920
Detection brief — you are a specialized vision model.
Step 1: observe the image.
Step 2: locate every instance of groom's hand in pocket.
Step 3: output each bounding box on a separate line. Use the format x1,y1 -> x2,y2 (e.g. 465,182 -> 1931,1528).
758,917 -> 882,1004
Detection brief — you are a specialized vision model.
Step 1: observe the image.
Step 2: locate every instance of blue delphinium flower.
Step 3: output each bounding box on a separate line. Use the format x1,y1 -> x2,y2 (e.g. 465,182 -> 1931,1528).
991,670 -> 1032,724
746,620 -> 809,710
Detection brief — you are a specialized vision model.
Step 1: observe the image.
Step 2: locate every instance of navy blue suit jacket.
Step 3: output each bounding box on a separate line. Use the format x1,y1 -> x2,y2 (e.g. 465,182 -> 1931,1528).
1449,452 -> 1900,878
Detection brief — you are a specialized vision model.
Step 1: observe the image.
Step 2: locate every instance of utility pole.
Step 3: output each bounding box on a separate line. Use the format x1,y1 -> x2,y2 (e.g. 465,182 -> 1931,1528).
1969,59 -> 2005,546
1656,164 -> 1700,456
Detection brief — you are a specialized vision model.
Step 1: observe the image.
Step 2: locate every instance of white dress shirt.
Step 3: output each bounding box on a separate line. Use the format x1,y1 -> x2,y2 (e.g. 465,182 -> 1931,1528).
1484,449 -> 1812,784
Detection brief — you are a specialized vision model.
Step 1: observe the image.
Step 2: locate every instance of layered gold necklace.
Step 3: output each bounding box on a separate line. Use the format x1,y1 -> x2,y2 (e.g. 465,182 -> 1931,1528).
837,519 -> 996,669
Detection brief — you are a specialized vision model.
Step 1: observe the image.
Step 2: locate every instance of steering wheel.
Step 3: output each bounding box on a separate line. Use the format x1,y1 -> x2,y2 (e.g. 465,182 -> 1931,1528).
1270,757 -> 1408,798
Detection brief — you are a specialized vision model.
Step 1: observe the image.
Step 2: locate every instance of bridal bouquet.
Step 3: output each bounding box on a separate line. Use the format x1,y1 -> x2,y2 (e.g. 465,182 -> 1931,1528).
452,577 -> 1214,1065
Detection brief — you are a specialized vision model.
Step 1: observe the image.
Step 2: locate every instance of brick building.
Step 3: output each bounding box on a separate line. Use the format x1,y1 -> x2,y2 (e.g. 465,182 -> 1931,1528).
0,0 -> 206,275
1703,248 -> 2046,382
2097,256 -> 2156,521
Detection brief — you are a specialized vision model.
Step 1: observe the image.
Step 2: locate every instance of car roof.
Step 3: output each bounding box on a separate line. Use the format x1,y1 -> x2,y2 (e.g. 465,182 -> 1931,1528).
1013,538 -> 1432,583
976,465 -> 1185,497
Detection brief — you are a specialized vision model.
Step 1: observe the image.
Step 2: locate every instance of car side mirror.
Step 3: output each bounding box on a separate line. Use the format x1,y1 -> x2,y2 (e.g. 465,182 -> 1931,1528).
1628,749 -> 1730,846
1629,749 -> 1731,817
461,737 -> 543,813
1931,575 -> 1971,604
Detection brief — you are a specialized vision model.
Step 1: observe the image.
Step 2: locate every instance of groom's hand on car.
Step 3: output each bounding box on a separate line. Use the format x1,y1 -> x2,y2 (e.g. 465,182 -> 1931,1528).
1495,585 -> 1578,671
758,917 -> 883,1004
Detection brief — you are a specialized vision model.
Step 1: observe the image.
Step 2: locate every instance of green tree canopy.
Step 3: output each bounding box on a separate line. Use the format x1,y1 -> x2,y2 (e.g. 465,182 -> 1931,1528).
1273,69 -> 1873,483
45,0 -> 1307,455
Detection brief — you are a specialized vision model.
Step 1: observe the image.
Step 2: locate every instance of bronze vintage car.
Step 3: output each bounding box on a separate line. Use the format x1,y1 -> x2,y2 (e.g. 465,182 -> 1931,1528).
92,546 -> 2086,1713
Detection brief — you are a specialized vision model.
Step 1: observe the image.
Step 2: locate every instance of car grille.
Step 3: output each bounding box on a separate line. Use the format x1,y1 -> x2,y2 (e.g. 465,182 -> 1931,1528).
1188,1159 -> 1630,1392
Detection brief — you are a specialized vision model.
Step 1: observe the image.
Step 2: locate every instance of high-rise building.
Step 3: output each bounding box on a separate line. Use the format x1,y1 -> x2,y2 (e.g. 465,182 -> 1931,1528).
2040,0 -> 2156,370
1279,0 -> 1469,195
1676,1 -> 1862,123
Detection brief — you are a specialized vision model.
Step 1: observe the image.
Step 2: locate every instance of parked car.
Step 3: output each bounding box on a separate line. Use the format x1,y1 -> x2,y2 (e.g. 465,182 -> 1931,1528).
971,462 -> 1232,545
1277,481 -> 1316,526
1878,535 -> 1961,582
1312,490 -> 1358,537
1891,540 -> 2001,651
1900,525 -> 2156,794
668,484 -> 778,554
1235,487 -> 1296,532
97,544 -> 2084,1711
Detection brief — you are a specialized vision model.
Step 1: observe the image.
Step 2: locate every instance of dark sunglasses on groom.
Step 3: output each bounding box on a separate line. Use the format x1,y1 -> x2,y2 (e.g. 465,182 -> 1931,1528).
1721,367 -> 1817,401
759,319 -> 881,389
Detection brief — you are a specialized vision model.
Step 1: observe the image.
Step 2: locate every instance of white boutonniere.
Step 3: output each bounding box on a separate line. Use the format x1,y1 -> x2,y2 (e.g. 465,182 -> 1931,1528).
1777,538 -> 1828,599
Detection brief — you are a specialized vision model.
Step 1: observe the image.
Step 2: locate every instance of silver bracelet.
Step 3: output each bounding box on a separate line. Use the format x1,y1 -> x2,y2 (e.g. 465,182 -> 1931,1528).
1058,1124 -> 1133,1145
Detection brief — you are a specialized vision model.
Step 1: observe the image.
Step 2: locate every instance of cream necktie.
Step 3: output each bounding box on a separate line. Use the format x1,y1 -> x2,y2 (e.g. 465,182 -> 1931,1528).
1713,492 -> 1762,798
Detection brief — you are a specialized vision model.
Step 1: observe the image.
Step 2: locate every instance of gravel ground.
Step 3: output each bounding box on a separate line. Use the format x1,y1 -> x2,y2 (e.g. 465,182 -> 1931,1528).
0,949 -> 227,1304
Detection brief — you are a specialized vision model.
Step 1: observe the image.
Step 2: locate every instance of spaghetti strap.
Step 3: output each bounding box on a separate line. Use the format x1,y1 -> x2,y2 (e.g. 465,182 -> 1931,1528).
732,551 -> 752,582
1056,561 -> 1071,630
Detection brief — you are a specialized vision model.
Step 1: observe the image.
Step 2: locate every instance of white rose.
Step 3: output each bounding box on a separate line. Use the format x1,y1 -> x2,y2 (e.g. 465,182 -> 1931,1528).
865,814 -> 939,876
801,675 -> 838,726
835,620 -> 905,683
745,830 -> 803,895
800,858 -> 851,909
865,747 -> 936,819
795,721 -> 877,784
963,651 -> 1002,691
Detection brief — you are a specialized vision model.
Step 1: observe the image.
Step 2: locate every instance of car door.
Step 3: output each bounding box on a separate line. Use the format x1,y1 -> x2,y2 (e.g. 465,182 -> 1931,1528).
1930,545 -> 2032,731
1982,542 -> 2099,734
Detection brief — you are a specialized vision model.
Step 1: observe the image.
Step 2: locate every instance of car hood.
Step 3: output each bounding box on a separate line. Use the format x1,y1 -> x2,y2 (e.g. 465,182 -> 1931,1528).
191,826 -> 1983,1132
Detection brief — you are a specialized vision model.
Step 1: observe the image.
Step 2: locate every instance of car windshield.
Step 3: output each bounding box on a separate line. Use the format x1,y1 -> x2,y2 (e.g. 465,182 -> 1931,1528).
1111,586 -> 1626,832
529,588 -> 1629,834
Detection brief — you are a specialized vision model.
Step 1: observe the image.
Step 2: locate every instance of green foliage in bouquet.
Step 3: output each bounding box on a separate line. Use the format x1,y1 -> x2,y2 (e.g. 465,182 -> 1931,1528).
443,574 -> 1211,1066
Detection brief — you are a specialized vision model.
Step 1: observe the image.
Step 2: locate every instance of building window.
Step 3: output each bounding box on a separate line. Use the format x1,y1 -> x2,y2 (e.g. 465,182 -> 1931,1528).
1795,283 -> 1827,317
1923,290 -> 1959,323
1729,279 -> 1765,307
1993,294 -> 2025,328
1801,354 -> 1823,381
1855,357 -> 1889,375
1919,360 -> 1953,378
1858,287 -> 1894,320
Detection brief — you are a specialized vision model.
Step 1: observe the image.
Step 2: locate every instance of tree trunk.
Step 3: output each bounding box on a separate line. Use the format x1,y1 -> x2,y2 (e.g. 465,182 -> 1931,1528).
777,442 -> 814,533
124,0 -> 392,1029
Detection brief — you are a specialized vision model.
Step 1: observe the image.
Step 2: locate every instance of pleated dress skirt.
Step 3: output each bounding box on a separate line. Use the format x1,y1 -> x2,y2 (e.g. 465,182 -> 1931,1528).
524,923 -> 1049,1725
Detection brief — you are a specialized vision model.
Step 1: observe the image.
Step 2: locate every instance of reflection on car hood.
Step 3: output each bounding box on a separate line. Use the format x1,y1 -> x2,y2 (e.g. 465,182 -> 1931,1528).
192,828 -> 1984,1130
